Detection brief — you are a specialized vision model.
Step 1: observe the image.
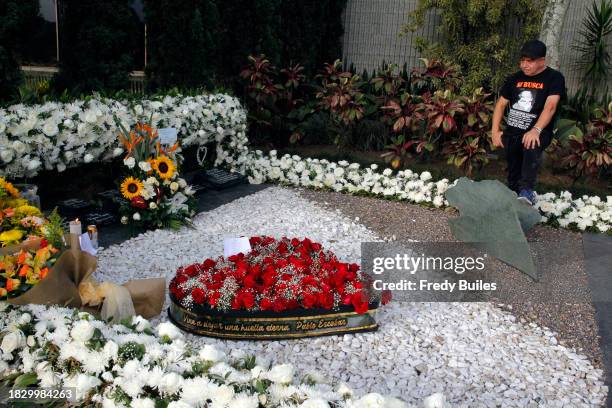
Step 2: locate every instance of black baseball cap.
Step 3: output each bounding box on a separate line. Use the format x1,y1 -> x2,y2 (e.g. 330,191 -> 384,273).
520,40 -> 547,59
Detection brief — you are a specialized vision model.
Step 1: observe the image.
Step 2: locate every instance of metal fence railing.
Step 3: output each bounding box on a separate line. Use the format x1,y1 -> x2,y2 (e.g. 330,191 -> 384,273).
20,66 -> 147,94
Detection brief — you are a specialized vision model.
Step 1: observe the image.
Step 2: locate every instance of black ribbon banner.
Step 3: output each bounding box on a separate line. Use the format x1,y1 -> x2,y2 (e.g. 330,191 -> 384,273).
168,296 -> 379,340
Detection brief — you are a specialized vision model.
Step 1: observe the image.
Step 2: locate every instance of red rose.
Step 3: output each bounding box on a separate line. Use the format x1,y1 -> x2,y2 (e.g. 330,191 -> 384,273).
203,259 -> 216,269
184,265 -> 198,277
191,288 -> 206,304
130,196 -> 147,209
241,292 -> 255,309
243,274 -> 257,288
351,292 -> 369,314
302,293 -> 317,308
40,239 -> 48,248
260,298 -> 273,310
317,292 -> 334,309
208,291 -> 221,306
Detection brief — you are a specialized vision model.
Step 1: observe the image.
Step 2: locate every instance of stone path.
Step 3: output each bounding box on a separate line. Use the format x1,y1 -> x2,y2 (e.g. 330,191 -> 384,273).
86,182 -> 612,406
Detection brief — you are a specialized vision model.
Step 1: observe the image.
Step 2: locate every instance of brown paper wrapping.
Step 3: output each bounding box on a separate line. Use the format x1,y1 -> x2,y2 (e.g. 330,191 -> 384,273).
2,235 -> 165,319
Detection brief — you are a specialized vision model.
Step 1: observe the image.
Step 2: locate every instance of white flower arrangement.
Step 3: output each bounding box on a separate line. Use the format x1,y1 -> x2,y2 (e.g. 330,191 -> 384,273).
231,150 -> 612,235
0,94 -> 249,177
0,302 -> 445,407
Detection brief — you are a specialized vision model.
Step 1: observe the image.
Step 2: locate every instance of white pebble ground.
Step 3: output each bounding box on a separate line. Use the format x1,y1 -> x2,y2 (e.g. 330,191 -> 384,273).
97,187 -> 607,407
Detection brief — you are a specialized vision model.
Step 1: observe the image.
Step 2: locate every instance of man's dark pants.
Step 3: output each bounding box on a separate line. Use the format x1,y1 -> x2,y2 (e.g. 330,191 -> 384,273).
503,132 -> 552,193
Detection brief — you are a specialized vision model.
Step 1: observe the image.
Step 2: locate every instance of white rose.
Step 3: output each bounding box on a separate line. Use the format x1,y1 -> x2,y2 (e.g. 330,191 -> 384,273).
121,216 -> 128,224
132,398 -> 156,408
124,157 -> 135,169
112,147 -> 123,157
57,162 -> 66,172
133,213 -> 141,221
63,119 -> 74,128
27,159 -> 41,171
423,393 -> 446,408
131,316 -> 151,332
149,202 -> 157,209
266,364 -> 293,384
352,393 -> 385,408
300,399 -> 330,408
84,153 -> 94,163
144,177 -> 157,185
170,182 -> 179,192
26,335 -> 36,347
12,140 -> 26,154
71,320 -> 94,343
159,372 -> 183,396
199,344 -> 224,362
420,171 -> 432,181
19,313 -> 31,325
157,322 -> 182,340
178,178 -> 187,188
0,150 -> 14,163
139,161 -> 151,172
42,121 -> 59,137
84,111 -> 97,123
1,331 -> 25,353
167,402 -> 191,408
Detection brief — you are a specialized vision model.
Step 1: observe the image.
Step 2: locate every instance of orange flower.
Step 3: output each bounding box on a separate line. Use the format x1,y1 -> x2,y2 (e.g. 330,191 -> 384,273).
17,250 -> 27,264
119,130 -> 144,158
19,264 -> 30,277
0,288 -> 6,297
40,267 -> 49,279
6,278 -> 20,292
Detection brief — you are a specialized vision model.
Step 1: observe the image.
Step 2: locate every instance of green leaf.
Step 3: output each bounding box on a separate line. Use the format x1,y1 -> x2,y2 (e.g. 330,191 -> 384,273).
14,372 -> 38,387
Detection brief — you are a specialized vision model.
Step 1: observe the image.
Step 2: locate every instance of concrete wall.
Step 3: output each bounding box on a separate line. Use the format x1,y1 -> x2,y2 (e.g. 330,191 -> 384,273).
341,0 -> 611,95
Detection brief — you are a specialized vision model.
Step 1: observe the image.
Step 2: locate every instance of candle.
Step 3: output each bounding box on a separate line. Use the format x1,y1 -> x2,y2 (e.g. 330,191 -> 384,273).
69,218 -> 82,235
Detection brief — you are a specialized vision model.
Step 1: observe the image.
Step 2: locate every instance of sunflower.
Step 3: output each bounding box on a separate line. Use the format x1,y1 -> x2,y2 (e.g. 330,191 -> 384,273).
120,177 -> 144,200
153,155 -> 176,180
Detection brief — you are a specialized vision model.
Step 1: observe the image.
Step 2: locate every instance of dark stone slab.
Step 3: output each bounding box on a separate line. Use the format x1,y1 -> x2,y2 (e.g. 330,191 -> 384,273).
445,178 -> 540,280
97,183 -> 270,248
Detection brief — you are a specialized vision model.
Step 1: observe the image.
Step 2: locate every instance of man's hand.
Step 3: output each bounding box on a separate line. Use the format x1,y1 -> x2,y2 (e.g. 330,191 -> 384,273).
522,129 -> 541,149
492,129 -> 504,148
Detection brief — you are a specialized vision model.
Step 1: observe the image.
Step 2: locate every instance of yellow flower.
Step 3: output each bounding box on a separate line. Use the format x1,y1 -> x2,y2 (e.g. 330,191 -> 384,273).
120,177 -> 144,200
0,229 -> 24,246
0,178 -> 20,198
153,155 -> 176,180
14,205 -> 41,218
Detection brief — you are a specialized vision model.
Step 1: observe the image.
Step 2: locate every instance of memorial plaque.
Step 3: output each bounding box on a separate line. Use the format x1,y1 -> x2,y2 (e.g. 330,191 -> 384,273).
168,294 -> 379,340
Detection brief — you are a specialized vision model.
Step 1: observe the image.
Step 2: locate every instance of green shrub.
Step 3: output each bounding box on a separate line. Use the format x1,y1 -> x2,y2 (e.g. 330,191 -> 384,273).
403,0 -> 546,92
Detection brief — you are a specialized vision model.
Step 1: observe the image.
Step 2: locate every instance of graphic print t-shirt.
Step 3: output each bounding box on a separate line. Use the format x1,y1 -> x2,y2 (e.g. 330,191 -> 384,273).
500,67 -> 565,137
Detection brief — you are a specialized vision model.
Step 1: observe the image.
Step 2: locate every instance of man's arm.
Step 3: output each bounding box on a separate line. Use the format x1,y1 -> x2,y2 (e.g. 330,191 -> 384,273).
522,95 -> 561,149
492,96 -> 509,148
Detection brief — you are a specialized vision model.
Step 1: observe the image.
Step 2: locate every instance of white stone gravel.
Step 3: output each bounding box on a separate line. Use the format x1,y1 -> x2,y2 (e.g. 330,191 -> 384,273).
96,187 -> 608,407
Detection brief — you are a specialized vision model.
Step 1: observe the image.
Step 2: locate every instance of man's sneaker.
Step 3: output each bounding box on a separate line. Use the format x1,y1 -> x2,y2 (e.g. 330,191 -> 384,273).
518,189 -> 536,205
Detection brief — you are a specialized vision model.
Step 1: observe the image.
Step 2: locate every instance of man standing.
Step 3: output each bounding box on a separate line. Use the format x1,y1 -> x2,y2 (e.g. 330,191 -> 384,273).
492,40 -> 566,205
